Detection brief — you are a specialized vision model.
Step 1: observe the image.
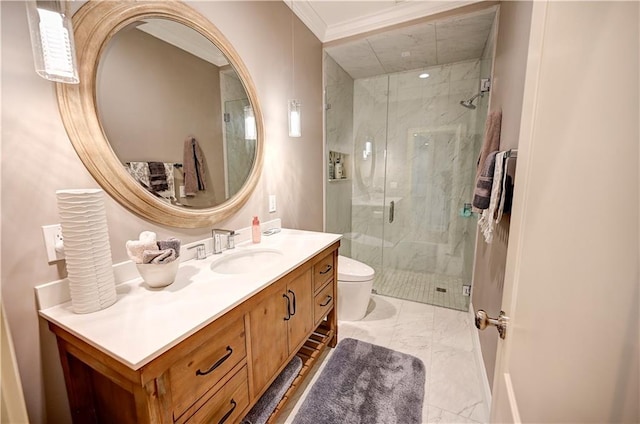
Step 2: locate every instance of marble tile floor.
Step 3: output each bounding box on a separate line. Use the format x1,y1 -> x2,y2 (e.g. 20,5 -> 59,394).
277,294 -> 488,423
374,268 -> 470,312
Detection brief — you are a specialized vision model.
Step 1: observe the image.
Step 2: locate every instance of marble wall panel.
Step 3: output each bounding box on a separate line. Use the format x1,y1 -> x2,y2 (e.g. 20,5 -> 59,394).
351,59 -> 483,280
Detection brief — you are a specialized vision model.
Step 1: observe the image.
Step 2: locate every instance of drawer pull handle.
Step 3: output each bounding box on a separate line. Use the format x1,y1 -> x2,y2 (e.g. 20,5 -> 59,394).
195,346 -> 233,376
288,289 -> 297,316
218,399 -> 237,424
319,295 -> 332,307
319,264 -> 333,275
283,294 -> 291,321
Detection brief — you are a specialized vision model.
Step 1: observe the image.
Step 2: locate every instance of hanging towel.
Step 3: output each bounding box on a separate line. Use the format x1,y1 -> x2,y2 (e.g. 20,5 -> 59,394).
496,154 -> 516,223
472,110 -> 502,210
148,161 -> 169,192
478,150 -> 506,243
473,150 -> 498,210
183,136 -> 207,196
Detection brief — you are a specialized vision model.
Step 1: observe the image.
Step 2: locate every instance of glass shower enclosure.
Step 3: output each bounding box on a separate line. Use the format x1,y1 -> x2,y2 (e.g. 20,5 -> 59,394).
326,52 -> 493,311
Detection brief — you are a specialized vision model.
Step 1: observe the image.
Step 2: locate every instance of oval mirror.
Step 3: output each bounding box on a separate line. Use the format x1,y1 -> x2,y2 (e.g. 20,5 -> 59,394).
57,1 -> 264,228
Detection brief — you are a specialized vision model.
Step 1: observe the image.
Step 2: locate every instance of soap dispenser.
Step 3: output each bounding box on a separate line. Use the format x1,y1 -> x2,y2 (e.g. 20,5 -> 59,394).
252,216 -> 261,243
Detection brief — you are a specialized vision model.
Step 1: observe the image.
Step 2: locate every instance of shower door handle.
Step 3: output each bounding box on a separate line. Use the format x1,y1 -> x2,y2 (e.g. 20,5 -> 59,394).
389,201 -> 395,223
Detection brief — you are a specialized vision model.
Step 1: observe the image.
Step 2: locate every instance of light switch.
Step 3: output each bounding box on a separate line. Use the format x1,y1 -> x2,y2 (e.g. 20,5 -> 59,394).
269,195 -> 276,213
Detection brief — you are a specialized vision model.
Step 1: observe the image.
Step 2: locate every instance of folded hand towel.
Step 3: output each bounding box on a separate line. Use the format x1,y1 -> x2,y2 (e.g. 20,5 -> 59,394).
157,237 -> 181,258
473,111 -> 502,210
142,248 -> 176,264
139,231 -> 157,244
126,239 -> 158,264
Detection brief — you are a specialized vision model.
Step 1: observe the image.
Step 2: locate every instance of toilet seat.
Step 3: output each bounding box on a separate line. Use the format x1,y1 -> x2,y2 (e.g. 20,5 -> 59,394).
338,255 -> 374,282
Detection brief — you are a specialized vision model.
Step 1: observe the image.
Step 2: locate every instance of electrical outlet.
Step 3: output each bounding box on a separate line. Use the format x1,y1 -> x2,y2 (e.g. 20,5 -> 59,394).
42,224 -> 65,263
268,195 -> 276,213
462,285 -> 471,296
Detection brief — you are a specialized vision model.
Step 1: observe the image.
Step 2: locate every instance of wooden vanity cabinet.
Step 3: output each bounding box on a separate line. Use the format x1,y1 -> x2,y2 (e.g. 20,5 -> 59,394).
48,242 -> 339,424
249,267 -> 313,395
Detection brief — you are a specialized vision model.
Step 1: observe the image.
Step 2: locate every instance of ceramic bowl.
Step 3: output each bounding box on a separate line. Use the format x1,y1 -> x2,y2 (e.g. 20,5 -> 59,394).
136,260 -> 179,288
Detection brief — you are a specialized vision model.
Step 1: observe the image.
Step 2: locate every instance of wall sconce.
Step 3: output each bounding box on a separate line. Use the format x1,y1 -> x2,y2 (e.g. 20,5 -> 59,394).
288,100 -> 301,138
25,0 -> 79,84
363,138 -> 373,159
244,105 -> 257,140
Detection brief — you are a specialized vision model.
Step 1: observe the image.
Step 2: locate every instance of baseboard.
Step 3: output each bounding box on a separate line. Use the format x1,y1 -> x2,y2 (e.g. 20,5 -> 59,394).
469,302 -> 492,418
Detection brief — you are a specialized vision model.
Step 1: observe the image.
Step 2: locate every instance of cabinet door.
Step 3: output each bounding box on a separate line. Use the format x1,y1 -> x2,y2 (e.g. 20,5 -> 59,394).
287,269 -> 313,353
249,284 -> 289,394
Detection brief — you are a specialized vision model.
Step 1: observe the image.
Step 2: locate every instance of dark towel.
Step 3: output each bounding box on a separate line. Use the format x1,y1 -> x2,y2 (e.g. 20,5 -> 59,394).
473,111 -> 502,210
157,237 -> 181,258
473,151 -> 498,210
183,136 -> 207,196
147,162 -> 169,192
142,248 -> 176,264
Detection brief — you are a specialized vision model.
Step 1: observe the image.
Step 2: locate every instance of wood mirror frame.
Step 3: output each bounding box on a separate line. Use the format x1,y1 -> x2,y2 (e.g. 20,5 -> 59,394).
56,0 -> 264,228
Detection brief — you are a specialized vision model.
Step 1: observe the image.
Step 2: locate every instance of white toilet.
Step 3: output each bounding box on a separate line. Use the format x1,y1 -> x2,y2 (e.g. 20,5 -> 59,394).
337,255 -> 375,321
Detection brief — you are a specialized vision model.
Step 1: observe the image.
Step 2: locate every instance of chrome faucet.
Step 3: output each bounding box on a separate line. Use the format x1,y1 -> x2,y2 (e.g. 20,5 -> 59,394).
187,243 -> 207,260
212,229 -> 235,254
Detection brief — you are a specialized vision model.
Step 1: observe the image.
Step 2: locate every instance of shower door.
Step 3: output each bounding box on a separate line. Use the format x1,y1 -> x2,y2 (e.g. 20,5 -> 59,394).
223,98 -> 255,199
350,65 -> 484,311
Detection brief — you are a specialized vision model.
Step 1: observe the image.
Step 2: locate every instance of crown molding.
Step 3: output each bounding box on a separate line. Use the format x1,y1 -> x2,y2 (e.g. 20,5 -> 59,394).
289,0 -> 481,43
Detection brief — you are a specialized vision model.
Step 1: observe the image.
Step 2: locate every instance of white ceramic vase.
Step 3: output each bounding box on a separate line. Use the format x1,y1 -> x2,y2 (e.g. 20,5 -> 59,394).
56,189 -> 117,314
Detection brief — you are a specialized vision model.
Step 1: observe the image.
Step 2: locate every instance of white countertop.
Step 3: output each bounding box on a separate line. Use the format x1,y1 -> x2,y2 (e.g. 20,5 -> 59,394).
38,228 -> 341,370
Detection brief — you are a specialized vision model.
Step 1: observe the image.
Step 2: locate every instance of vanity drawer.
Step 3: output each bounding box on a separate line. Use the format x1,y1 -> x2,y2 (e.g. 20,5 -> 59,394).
314,282 -> 334,325
313,252 -> 335,293
185,366 -> 249,424
170,318 -> 246,419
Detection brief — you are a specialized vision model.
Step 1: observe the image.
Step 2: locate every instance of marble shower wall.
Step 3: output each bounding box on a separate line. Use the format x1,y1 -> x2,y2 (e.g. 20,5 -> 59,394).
324,54 -> 354,255
351,59 -> 484,281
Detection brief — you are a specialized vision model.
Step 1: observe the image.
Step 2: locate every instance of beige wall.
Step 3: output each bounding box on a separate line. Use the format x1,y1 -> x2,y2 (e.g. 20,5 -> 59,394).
471,0 -> 533,388
0,1 -> 323,423
98,27 -> 225,206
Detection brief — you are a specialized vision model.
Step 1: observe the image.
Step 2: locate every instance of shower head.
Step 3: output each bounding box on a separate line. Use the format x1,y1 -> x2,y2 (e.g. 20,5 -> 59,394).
460,93 -> 483,109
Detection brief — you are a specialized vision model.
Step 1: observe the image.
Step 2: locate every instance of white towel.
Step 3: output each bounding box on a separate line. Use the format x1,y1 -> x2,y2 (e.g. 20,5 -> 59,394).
478,151 -> 506,243
126,239 -> 157,264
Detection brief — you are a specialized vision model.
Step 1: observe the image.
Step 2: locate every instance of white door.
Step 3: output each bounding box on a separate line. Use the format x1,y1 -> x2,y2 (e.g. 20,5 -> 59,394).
489,1 -> 639,422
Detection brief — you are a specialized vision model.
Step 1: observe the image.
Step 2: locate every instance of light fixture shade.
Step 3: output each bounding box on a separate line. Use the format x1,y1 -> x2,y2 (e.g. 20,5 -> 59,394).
244,105 -> 257,140
26,0 -> 79,84
288,99 -> 301,138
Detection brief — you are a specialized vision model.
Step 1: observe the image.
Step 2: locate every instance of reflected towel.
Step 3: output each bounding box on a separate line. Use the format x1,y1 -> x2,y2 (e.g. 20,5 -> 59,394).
183,136 -> 207,196
148,161 -> 169,192
473,111 -> 502,210
142,248 -> 176,264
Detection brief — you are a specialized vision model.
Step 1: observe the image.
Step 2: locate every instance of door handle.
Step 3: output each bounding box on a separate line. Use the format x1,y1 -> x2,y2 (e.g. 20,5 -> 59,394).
283,294 -> 291,321
475,310 -> 508,339
288,289 -> 297,316
389,200 -> 395,223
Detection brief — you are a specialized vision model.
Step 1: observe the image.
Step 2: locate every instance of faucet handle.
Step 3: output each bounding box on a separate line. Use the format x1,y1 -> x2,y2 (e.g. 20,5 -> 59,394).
187,243 -> 206,260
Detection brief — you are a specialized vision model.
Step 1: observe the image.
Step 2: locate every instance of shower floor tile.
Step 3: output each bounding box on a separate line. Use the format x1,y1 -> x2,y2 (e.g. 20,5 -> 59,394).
373,268 -> 470,311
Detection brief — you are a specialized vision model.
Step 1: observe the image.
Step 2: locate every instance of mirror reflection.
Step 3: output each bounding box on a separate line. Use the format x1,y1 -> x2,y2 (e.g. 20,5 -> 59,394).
96,18 -> 256,209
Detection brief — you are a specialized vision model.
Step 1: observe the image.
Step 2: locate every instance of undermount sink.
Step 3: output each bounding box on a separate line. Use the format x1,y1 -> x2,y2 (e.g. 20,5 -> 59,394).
210,248 -> 284,274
